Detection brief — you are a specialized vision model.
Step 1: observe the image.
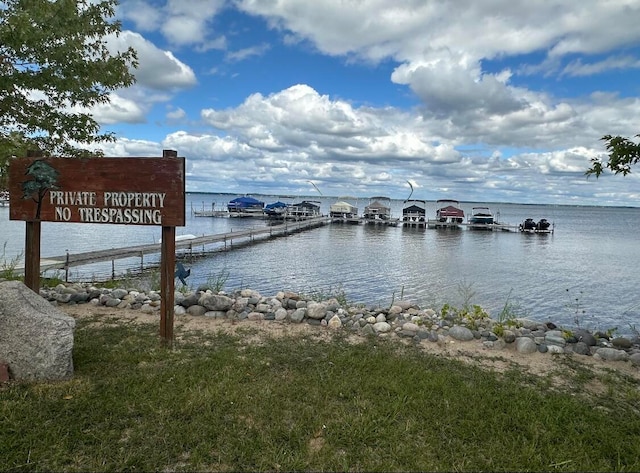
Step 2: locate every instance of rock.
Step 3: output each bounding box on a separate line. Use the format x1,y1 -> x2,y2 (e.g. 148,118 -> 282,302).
184,304 -> 206,316
205,310 -> 227,318
198,293 -> 233,311
547,345 -> 565,354
629,353 -> 640,367
306,302 -> 327,320
515,337 -> 537,354
174,305 -> 186,316
361,324 -> 375,336
274,308 -> 288,321
575,329 -> 597,346
179,293 -> 200,308
572,341 -> 591,356
401,322 -> 420,334
328,315 -> 342,329
388,305 -> 403,317
545,334 -> 567,347
111,288 -> 129,299
595,347 -> 629,362
373,322 -> 392,333
503,330 -> 516,343
140,304 -> 157,314
612,337 -> 632,349
0,281 -> 75,381
449,325 -> 474,341
290,308 -> 306,323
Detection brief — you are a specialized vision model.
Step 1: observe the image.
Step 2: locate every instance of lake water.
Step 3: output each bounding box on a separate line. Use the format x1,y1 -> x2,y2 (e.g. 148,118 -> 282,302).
2,193 -> 640,335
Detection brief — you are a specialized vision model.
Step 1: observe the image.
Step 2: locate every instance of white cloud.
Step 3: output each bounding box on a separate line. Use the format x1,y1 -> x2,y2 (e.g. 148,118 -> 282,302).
92,93 -> 147,125
119,0 -> 226,49
561,55 -> 640,77
109,31 -> 197,90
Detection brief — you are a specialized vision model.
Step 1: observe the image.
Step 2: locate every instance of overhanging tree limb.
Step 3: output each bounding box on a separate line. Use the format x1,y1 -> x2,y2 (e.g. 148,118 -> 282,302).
0,0 -> 137,162
586,134 -> 640,178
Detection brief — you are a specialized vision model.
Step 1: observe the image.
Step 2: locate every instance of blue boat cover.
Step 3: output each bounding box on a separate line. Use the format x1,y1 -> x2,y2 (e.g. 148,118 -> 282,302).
265,201 -> 287,210
229,196 -> 264,206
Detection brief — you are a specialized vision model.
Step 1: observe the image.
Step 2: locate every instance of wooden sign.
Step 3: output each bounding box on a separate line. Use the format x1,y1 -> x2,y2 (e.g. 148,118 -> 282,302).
9,156 -> 185,226
8,152 -> 185,346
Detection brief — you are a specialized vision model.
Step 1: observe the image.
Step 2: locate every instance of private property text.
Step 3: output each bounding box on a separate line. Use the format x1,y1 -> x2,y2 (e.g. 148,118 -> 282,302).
48,191 -> 167,224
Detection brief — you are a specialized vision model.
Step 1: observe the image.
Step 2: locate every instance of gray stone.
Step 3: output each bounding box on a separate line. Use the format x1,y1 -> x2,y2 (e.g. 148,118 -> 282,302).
328,315 -> 342,329
515,337 -> 537,354
575,329 -> 597,346
306,302 -> 327,320
69,291 -> 90,303
274,308 -> 288,321
547,345 -> 565,354
545,335 -> 567,347
572,341 -> 591,356
373,322 -> 392,333
290,308 -> 306,323
402,322 -> 420,333
427,330 -> 440,343
105,298 -> 122,307
629,353 -> 640,367
449,325 -> 474,341
187,305 -> 207,316
0,281 -> 75,381
361,324 -> 376,336
612,337 -> 632,349
595,347 -> 629,362
111,288 -> 129,299
247,312 -> 264,321
198,293 -> 233,311
180,293 -> 200,308
503,330 -> 516,343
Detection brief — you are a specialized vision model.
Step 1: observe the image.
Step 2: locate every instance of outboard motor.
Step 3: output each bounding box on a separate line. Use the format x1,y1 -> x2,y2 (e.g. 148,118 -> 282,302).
537,219 -> 550,230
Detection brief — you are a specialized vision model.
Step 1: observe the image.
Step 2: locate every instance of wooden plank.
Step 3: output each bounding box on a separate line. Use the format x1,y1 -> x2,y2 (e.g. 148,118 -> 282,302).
16,217 -> 328,274
24,221 -> 41,291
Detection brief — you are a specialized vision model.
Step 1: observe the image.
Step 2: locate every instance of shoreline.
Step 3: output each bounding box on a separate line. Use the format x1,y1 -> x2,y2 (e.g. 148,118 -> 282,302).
41,282 -> 640,383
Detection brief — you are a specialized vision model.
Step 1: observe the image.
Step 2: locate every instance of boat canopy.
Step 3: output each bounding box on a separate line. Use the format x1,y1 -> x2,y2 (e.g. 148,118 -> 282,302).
437,205 -> 464,218
228,196 -> 264,208
265,201 -> 288,210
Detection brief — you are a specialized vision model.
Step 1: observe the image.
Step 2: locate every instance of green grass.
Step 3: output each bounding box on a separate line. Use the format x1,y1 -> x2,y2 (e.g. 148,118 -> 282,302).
1,319 -> 640,472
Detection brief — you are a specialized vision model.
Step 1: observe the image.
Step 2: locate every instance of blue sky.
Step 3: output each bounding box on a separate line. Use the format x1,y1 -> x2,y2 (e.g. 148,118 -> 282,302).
93,0 -> 640,205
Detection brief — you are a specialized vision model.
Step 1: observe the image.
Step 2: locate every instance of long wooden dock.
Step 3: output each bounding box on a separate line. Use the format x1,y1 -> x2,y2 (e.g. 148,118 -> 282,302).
15,217 -> 328,276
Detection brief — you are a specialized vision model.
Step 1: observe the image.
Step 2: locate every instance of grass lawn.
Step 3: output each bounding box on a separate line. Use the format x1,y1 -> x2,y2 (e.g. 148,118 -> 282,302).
1,315 -> 640,472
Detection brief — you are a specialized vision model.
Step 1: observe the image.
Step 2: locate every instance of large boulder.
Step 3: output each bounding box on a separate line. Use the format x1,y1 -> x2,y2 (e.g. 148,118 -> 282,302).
0,281 -> 75,381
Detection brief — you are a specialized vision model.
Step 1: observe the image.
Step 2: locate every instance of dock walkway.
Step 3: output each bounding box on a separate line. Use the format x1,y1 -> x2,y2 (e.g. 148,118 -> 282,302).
15,217 -> 328,276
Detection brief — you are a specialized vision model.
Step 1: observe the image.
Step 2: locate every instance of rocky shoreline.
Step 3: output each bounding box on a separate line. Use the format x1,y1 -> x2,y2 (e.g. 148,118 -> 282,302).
39,282 -> 640,369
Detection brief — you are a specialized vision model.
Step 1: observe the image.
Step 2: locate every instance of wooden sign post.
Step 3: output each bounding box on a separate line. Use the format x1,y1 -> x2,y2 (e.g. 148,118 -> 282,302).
8,151 -> 185,346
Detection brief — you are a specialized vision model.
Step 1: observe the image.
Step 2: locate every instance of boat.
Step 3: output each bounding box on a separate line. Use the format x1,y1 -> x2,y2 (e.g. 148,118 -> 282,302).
402,199 -> 426,225
0,190 -> 8,207
227,196 -> 265,217
468,206 -> 494,229
286,200 -> 322,220
519,218 -> 554,233
330,197 -> 359,222
433,199 -> 464,227
363,196 -> 392,221
263,201 -> 289,220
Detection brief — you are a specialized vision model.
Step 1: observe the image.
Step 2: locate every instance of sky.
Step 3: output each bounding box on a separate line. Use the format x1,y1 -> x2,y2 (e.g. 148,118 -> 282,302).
92,0 -> 640,206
